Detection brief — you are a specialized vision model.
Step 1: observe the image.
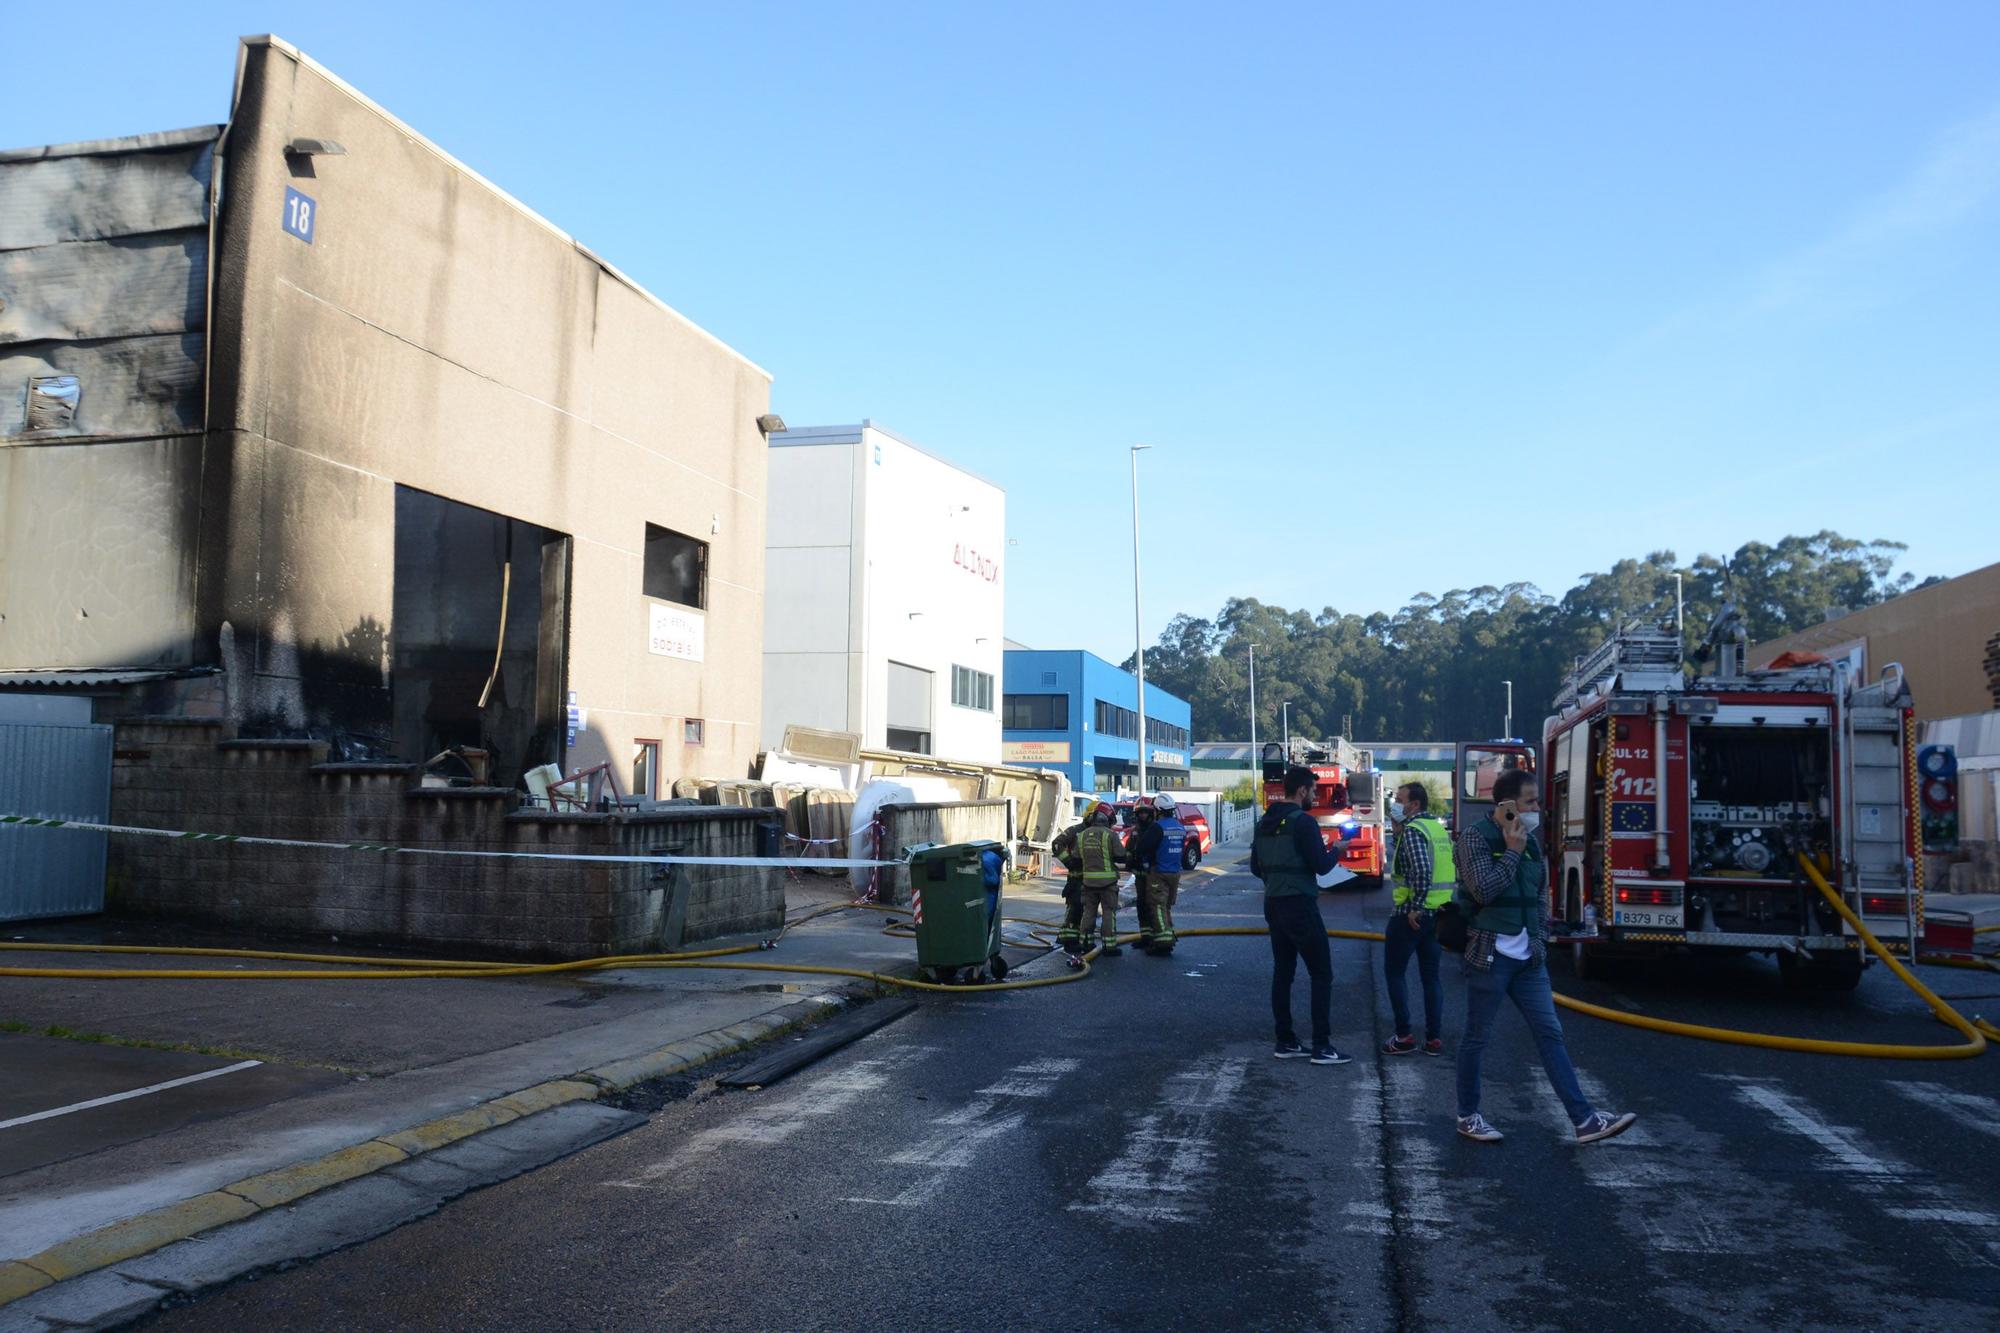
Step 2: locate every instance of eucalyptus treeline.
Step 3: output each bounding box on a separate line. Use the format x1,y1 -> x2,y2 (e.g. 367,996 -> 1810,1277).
1134,532 -> 1938,744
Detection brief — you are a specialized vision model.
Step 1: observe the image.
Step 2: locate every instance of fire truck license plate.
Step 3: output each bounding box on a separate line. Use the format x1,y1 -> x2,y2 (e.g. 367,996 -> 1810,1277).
1612,905 -> 1683,929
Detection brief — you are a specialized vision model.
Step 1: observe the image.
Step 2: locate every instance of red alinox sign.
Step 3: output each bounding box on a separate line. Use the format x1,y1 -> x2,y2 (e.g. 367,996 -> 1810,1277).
954,543 -> 1000,583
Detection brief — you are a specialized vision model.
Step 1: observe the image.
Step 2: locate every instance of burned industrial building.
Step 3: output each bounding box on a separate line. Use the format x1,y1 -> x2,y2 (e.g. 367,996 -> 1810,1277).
1,34 -> 772,795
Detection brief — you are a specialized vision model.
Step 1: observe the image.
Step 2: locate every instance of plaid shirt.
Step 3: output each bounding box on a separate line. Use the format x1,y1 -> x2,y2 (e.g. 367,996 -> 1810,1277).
1387,817 -> 1436,895
1454,818 -> 1549,972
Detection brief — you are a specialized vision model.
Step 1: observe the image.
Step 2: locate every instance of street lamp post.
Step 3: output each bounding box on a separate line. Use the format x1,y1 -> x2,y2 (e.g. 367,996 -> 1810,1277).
1130,444 -> 1151,798
1247,644 -> 1259,812
1502,679 -> 1513,741
1282,701 -> 1292,752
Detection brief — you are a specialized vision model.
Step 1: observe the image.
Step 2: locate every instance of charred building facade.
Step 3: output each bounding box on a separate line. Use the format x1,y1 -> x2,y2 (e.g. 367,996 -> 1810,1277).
1,35 -> 772,792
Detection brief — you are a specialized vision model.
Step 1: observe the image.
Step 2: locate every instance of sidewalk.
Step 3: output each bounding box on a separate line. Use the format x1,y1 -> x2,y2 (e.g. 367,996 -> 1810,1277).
0,876 -> 1046,1324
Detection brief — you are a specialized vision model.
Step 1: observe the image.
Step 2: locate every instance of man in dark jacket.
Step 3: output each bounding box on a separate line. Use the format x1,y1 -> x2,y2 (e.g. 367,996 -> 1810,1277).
1249,766 -> 1350,1065
1452,767 -> 1636,1146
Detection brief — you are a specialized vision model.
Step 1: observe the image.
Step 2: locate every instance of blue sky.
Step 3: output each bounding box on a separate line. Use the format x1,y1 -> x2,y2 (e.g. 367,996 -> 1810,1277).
10,2 -> 1996,661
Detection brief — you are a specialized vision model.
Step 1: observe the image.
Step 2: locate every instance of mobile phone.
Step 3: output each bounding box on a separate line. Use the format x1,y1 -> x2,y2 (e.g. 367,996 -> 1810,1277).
1496,799 -> 1518,824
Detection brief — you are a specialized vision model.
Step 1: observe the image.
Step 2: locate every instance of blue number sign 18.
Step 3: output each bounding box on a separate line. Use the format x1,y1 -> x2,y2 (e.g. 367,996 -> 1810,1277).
283,187 -> 317,244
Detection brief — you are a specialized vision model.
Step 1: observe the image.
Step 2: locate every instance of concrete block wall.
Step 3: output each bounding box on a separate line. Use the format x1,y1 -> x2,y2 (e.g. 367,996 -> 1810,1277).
866,800 -> 1012,906
105,718 -> 782,958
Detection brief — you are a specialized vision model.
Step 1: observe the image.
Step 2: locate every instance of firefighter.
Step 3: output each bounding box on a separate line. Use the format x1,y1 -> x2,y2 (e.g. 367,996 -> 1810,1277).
1072,800 -> 1127,961
1129,793 -> 1187,955
1051,803 -> 1093,959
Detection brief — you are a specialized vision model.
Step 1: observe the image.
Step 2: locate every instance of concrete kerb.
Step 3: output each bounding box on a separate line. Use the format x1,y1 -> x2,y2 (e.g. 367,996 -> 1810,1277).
0,989 -> 870,1311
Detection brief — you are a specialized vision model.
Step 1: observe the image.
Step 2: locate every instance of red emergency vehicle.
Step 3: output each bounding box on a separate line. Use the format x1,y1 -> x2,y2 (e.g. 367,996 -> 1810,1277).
1512,606 -> 1921,989
1260,738 -> 1388,888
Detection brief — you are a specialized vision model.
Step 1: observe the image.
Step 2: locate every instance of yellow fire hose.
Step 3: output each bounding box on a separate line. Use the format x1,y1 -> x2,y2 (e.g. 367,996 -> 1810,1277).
2,862 -> 1993,1046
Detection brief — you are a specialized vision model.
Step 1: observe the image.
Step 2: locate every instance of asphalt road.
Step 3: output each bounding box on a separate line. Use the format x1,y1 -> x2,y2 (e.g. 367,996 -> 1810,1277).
149,864 -> 2000,1331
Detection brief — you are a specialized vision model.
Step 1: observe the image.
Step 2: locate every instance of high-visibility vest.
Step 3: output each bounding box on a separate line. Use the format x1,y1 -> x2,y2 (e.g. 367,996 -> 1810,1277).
1392,817 -> 1458,910
1078,825 -> 1120,885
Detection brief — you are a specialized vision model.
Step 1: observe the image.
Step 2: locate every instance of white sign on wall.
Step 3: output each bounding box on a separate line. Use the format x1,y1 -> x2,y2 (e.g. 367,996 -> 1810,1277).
648,603 -> 705,662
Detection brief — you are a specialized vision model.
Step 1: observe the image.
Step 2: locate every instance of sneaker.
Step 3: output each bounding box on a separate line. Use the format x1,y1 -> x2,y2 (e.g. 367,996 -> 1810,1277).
1422,1038 -> 1445,1057
1382,1034 -> 1418,1056
1457,1113 -> 1504,1143
1309,1045 -> 1351,1066
1273,1041 -> 1308,1059
1575,1110 -> 1637,1144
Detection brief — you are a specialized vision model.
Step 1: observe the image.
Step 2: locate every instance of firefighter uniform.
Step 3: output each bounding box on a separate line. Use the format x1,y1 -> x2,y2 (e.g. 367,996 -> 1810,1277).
1131,800 -> 1187,954
1074,817 -> 1125,956
1052,818 -> 1089,956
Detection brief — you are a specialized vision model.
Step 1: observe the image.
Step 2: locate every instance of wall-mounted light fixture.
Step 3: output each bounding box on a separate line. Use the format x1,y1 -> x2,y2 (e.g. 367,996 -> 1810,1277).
285,138 -> 347,157
756,414 -> 787,435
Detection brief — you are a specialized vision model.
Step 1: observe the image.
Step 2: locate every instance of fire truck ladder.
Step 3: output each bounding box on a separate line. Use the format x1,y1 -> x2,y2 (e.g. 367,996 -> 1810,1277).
1553,618 -> 1683,712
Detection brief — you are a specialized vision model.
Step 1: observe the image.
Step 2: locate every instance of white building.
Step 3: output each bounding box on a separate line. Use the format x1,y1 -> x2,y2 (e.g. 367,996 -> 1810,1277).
762,422 -> 1005,762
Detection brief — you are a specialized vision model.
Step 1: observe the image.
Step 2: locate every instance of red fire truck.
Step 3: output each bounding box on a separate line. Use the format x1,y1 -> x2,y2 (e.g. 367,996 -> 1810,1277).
1518,606 -> 1921,989
1261,738 -> 1388,888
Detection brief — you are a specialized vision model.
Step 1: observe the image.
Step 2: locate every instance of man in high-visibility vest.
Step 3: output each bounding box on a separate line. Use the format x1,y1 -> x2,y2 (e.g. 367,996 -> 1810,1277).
1071,801 -> 1127,964
1382,782 -> 1455,1056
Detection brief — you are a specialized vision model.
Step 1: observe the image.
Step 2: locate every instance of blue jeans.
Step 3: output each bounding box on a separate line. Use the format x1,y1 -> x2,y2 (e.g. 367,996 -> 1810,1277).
1455,953 -> 1594,1124
1383,910 -> 1442,1041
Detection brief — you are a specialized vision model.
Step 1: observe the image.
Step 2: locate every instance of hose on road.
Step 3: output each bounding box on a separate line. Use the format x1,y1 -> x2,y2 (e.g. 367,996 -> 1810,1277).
4,861 -> 1993,1047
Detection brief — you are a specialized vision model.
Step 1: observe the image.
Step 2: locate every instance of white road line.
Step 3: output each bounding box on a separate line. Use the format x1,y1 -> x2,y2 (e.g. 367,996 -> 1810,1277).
1368,1061 -> 1450,1241
1720,1076 -> 2000,1268
607,1047 -> 937,1187
845,1056 -> 1080,1207
1070,1057 -> 1247,1224
1523,1070 -> 1734,1255
0,1060 -> 264,1132
1889,1082 -> 2000,1141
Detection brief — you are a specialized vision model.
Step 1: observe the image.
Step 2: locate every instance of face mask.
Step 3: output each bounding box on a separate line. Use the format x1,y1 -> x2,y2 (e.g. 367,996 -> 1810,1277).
1517,812 -> 1541,835
1388,801 -> 1408,821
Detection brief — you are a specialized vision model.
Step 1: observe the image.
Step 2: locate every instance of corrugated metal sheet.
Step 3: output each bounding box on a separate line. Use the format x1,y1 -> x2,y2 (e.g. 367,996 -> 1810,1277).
0,721 -> 112,920
0,126 -> 216,445
0,135 -> 214,250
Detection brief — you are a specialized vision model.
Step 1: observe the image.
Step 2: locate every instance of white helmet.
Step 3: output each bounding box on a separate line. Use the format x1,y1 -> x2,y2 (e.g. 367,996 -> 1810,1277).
1152,794 -> 1177,814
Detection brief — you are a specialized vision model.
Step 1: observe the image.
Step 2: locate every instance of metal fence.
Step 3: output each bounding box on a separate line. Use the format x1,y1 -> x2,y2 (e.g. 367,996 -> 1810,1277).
0,721 -> 113,920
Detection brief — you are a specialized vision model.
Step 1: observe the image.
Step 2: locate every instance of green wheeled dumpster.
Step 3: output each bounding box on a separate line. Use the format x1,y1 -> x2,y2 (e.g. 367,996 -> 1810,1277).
905,840 -> 1010,984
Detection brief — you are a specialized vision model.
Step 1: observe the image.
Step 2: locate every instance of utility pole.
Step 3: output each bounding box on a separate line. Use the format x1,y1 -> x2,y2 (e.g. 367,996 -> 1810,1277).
1130,446 -> 1151,798
1247,644 -> 1259,812
1282,701 -> 1292,752
1502,679 -> 1513,741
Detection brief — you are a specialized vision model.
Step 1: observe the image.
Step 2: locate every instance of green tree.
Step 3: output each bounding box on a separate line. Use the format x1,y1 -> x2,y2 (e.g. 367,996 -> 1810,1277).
1135,530 -> 1928,742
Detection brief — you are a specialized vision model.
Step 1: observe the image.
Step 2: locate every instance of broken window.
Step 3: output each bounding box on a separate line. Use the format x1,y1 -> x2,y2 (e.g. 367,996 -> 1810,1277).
632,739 -> 661,799
392,487 -> 571,789
643,524 -> 707,609
24,375 -> 81,432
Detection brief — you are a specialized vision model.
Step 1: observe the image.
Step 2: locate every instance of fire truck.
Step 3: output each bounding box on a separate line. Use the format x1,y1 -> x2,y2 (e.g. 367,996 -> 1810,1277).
1260,737 -> 1388,888
1526,605 -> 1921,989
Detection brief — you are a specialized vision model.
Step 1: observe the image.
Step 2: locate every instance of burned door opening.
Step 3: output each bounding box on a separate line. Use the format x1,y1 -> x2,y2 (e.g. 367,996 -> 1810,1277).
392,487 -> 569,788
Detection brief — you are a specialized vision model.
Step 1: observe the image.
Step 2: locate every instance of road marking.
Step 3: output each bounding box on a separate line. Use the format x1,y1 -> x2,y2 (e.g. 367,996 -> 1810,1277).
606,1047 -> 937,1187
845,1057 -> 1080,1206
1889,1082 -> 2000,1141
1524,1070 -> 1735,1255
0,1059 -> 263,1132
1070,1057 -> 1247,1224
1720,1076 -> 2000,1267
1365,1060 -> 1450,1241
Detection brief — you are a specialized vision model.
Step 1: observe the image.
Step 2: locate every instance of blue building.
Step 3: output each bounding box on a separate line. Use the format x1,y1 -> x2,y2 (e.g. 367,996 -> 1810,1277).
1001,648 -> 1192,793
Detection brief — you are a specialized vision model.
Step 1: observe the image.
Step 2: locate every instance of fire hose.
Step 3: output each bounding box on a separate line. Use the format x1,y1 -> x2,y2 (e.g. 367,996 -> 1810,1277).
3,861 -> 1993,1051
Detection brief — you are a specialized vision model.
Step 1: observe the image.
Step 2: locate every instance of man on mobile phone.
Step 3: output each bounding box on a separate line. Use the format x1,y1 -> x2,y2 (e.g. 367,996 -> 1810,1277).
1452,768 -> 1637,1146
